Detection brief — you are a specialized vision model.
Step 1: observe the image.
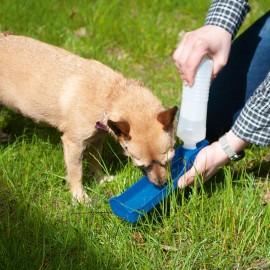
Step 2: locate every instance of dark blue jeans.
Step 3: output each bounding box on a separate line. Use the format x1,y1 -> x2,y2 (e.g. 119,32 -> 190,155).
206,11 -> 270,142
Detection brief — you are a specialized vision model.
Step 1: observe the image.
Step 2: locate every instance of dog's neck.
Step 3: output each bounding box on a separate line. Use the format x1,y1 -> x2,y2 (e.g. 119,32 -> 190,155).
95,112 -> 109,132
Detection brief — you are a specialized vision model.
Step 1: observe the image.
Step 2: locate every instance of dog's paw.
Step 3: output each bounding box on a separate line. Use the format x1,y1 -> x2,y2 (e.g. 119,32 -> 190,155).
99,175 -> 115,185
71,189 -> 92,205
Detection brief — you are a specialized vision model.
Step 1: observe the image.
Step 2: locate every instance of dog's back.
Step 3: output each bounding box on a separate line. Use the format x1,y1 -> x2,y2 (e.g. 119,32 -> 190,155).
0,33 -> 122,130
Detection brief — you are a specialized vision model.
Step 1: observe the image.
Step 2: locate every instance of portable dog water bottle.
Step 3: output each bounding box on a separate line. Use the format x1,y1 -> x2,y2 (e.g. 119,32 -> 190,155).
109,140 -> 208,223
109,58 -> 213,223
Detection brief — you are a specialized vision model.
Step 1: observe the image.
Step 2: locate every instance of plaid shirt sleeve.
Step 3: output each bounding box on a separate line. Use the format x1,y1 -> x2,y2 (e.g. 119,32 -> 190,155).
204,0 -> 250,39
231,72 -> 270,146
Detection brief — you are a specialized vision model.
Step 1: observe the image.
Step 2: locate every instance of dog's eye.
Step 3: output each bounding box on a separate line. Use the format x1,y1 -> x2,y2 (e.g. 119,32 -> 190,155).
163,149 -> 174,161
128,154 -> 144,167
138,164 -> 153,174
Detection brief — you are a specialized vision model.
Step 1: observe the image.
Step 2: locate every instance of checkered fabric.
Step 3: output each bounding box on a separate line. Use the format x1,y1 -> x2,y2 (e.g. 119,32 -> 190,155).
232,72 -> 270,146
204,0 -> 270,146
204,0 -> 250,39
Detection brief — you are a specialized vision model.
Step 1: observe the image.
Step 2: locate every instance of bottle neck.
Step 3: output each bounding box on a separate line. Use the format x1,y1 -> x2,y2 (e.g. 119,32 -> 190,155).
183,142 -> 197,149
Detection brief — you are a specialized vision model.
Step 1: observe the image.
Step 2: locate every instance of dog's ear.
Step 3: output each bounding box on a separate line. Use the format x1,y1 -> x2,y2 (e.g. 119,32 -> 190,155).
157,106 -> 178,131
107,120 -> 131,140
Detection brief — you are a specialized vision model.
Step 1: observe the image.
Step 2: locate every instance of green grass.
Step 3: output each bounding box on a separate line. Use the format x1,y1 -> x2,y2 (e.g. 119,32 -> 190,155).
0,0 -> 270,269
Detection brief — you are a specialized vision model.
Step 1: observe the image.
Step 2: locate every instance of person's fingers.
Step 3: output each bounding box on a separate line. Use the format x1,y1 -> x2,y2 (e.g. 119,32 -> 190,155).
173,33 -> 195,83
174,34 -> 211,86
178,146 -> 210,189
178,167 -> 197,189
172,34 -> 189,67
183,34 -> 213,85
184,54 -> 206,86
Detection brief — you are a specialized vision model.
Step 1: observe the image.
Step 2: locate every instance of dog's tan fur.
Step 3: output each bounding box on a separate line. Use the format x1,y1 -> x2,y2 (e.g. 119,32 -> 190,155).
0,33 -> 178,203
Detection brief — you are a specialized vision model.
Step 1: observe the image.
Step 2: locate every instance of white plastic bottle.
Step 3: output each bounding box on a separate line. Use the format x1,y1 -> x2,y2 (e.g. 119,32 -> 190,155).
177,57 -> 213,149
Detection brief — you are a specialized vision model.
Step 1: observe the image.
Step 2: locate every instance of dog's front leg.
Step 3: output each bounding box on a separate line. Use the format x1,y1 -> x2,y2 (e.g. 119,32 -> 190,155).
61,134 -> 89,204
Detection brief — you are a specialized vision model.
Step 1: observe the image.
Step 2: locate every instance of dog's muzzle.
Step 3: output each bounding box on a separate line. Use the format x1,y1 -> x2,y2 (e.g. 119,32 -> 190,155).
139,161 -> 167,187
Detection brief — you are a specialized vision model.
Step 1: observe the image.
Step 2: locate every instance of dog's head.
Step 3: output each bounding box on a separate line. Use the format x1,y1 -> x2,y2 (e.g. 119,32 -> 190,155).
107,106 -> 178,187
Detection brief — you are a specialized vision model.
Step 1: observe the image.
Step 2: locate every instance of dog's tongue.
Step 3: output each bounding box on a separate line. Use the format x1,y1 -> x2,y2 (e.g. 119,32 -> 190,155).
95,121 -> 109,132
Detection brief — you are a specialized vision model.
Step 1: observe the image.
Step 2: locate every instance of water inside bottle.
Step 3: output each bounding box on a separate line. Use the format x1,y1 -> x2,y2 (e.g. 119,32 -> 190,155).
177,116 -> 206,149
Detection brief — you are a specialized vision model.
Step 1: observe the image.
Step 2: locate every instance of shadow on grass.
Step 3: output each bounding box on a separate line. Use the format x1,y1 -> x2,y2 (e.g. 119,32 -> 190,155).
2,110 -> 129,177
0,182 -> 122,269
2,110 -> 62,145
0,111 -> 129,269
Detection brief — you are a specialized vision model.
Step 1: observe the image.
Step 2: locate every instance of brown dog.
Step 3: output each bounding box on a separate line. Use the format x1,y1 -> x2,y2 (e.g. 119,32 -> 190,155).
0,33 -> 178,203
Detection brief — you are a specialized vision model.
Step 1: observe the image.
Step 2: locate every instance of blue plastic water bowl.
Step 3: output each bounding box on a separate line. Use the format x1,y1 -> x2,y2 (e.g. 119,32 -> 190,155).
109,139 -> 209,223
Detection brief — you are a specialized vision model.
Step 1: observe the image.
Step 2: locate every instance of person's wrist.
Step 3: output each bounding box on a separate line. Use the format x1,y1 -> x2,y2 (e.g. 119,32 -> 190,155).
218,130 -> 248,161
226,130 -> 248,153
212,140 -> 230,165
203,25 -> 232,37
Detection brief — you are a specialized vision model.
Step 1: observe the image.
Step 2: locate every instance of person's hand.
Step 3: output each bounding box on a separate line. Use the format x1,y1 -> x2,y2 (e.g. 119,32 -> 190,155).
173,25 -> 232,86
178,142 -> 228,188
178,131 -> 249,188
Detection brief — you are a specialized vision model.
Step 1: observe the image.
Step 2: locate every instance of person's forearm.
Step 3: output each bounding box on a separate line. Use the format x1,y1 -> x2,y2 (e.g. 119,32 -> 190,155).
231,72 -> 270,146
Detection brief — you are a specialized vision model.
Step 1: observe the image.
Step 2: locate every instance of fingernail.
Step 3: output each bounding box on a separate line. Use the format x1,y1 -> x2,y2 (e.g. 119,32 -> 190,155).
178,180 -> 185,189
183,80 -> 188,86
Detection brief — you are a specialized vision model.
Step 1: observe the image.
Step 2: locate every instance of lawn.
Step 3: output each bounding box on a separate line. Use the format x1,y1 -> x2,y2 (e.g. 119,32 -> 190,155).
0,0 -> 270,269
